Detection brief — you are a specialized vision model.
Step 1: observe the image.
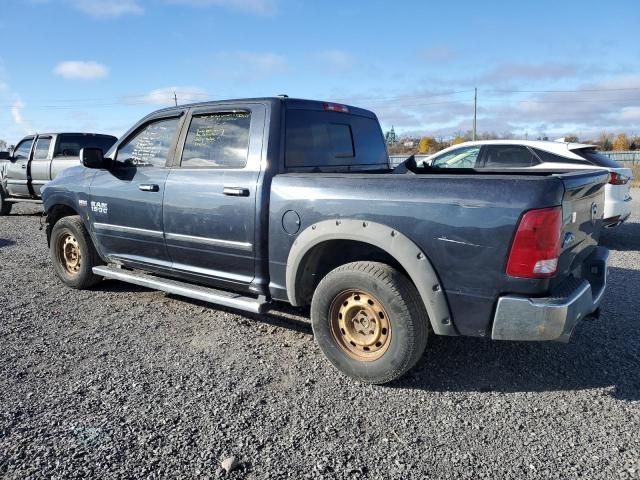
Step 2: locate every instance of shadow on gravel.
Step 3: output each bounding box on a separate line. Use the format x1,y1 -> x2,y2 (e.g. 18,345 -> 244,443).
7,211 -> 43,217
98,279 -> 152,293
0,239 -> 16,248
390,265 -> 640,402
600,221 -> 640,252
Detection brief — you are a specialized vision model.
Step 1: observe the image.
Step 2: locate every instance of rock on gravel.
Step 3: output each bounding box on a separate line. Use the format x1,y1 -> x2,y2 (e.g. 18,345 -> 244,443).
1,195 -> 639,479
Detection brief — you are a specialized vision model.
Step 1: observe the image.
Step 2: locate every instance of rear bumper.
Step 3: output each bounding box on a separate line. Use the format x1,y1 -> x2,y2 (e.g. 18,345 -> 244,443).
603,195 -> 632,227
491,247 -> 609,342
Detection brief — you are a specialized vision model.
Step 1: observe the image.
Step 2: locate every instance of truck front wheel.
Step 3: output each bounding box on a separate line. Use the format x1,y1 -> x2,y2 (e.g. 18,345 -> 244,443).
311,261 -> 429,384
50,216 -> 102,289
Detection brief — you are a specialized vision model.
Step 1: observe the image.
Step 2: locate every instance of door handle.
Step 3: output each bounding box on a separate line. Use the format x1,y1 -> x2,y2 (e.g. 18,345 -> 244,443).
139,184 -> 160,192
21,164 -> 27,169
223,186 -> 250,197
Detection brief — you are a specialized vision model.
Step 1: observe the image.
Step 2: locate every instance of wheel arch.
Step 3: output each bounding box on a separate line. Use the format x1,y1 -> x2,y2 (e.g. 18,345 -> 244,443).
285,219 -> 457,336
45,201 -> 81,246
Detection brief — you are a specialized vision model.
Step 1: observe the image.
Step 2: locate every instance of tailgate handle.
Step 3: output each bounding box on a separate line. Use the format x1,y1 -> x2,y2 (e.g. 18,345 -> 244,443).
223,186 -> 250,197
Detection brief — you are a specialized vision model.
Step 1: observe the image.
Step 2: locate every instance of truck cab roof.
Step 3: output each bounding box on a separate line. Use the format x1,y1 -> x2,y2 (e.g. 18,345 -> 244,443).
150,97 -> 378,119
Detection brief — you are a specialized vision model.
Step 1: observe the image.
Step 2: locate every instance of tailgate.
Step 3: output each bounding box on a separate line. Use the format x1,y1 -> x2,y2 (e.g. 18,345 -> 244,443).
555,170 -> 609,279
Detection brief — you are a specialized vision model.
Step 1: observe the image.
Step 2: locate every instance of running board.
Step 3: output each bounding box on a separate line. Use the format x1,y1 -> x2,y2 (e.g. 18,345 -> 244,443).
93,265 -> 269,314
5,198 -> 43,204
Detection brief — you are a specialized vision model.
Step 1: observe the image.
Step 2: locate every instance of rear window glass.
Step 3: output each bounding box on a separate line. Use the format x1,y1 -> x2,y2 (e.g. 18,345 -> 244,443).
56,134 -> 117,157
285,110 -> 387,169
574,149 -> 622,168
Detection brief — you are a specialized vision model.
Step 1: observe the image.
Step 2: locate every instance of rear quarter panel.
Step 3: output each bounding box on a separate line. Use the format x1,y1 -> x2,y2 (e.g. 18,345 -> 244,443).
269,173 -> 566,337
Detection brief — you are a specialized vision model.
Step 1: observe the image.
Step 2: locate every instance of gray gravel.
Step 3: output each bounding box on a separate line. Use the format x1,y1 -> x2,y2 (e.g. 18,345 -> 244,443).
1,192 -> 639,479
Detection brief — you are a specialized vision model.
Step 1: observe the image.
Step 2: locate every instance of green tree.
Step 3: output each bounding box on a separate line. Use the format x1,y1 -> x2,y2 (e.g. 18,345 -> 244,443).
384,126 -> 397,146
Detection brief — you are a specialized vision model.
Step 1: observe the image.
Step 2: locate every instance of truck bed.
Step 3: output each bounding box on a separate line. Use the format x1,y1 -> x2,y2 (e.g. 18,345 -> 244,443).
268,169 -> 609,337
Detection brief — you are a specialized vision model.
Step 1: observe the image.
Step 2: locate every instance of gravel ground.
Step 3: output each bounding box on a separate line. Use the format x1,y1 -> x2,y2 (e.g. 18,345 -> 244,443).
1,192 -> 639,480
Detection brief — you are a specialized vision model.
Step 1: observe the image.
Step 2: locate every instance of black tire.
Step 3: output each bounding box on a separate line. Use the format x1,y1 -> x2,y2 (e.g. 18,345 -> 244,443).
311,261 -> 429,384
0,190 -> 11,216
50,215 -> 103,289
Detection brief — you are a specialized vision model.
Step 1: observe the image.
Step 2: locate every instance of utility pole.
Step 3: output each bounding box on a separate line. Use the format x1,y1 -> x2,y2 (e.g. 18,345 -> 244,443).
173,91 -> 178,107
472,87 -> 477,141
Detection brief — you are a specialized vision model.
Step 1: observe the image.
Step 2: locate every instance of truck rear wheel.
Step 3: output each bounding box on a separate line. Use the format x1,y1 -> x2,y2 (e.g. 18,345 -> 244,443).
50,216 -> 102,289
311,261 -> 429,384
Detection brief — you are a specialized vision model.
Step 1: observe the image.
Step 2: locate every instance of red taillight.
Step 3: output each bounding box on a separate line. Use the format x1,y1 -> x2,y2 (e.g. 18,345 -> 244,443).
609,172 -> 629,185
324,102 -> 349,113
506,207 -> 562,278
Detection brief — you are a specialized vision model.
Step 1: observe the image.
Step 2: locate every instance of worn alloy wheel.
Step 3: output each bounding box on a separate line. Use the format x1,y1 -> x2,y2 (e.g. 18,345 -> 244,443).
311,261 -> 429,384
58,233 -> 82,277
329,290 -> 391,361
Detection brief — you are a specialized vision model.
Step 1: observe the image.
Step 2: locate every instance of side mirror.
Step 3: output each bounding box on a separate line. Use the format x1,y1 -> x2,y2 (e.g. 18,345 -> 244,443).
0,151 -> 10,160
80,148 -> 109,169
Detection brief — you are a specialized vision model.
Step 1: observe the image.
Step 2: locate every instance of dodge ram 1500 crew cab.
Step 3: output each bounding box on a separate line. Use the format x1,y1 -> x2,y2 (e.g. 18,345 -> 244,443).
41,98 -> 610,384
0,133 -> 117,215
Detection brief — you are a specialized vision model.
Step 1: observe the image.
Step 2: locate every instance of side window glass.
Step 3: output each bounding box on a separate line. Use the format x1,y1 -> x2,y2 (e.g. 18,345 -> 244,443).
34,138 -> 52,161
13,139 -> 34,160
533,148 -> 587,165
431,146 -> 481,168
181,112 -> 251,168
116,117 -> 180,168
484,146 -> 536,168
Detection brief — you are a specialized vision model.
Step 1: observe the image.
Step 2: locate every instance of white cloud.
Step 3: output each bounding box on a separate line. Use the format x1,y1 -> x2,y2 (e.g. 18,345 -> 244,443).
54,61 -> 109,80
168,0 -> 277,15
136,86 -> 209,105
11,99 -> 35,135
68,0 -> 143,18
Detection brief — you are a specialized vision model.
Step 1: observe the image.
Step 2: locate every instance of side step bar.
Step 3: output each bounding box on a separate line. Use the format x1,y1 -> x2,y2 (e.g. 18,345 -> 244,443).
5,198 -> 43,204
93,265 -> 269,314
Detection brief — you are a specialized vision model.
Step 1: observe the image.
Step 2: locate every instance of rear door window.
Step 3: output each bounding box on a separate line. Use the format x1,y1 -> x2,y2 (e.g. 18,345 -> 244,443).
33,137 -> 52,161
180,112 -> 251,168
431,146 -> 481,168
574,148 -> 622,168
483,145 -> 537,168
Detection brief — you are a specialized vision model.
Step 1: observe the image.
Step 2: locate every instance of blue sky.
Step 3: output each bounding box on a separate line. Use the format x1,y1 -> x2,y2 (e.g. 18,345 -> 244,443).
1,0 -> 639,144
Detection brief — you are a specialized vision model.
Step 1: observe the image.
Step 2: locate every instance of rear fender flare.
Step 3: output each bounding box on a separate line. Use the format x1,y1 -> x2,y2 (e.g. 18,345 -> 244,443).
285,219 -> 457,336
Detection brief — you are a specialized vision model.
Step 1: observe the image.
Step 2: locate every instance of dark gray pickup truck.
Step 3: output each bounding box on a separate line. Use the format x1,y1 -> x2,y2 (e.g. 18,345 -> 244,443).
41,97 -> 610,384
0,133 -> 117,215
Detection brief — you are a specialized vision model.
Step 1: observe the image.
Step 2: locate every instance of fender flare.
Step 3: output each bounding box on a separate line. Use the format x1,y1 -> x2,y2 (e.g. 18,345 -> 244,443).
285,219 -> 458,336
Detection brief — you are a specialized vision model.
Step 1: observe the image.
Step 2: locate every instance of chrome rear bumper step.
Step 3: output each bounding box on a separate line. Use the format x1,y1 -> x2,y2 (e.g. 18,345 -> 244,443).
93,265 -> 269,314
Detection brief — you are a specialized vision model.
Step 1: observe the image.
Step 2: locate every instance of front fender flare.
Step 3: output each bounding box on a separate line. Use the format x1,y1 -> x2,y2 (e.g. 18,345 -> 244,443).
285,219 -> 457,336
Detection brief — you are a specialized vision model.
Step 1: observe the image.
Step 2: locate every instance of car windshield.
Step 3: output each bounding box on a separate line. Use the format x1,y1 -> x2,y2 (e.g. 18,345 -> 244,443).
573,148 -> 622,168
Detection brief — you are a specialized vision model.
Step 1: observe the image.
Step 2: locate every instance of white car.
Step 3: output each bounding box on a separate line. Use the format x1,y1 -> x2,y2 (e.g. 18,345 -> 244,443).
426,139 -> 633,228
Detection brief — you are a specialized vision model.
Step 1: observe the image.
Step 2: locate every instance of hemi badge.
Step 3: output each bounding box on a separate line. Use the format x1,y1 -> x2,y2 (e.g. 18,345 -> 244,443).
79,200 -> 88,208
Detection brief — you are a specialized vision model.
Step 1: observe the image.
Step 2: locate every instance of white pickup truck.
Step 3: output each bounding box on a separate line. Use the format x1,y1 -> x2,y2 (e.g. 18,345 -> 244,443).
0,132 -> 116,215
